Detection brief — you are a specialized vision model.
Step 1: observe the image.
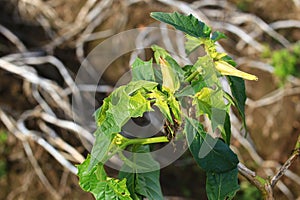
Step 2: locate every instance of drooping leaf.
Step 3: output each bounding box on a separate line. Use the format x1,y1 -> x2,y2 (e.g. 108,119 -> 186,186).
159,57 -> 180,92
151,12 -> 211,38
185,117 -> 239,173
78,155 -> 132,200
131,58 -> 155,82
206,168 -> 240,200
151,45 -> 181,92
118,145 -> 163,200
227,76 -> 247,128
89,128 -> 115,170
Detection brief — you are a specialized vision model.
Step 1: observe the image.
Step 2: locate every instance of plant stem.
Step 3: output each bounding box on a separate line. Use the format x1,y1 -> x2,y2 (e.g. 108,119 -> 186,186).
238,162 -> 274,200
185,70 -> 199,82
123,136 -> 169,146
270,133 -> 300,188
103,134 -> 169,163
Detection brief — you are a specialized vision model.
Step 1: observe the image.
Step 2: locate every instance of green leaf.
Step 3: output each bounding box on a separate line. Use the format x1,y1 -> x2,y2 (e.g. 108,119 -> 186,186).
147,89 -> 173,123
211,31 -> 227,42
95,95 -> 111,126
78,155 -> 132,200
129,91 -> 153,118
89,128 -> 115,170
108,89 -> 131,127
185,117 -> 239,173
223,113 -> 231,144
99,112 -> 121,134
151,45 -> 172,65
175,85 -> 195,97
103,178 -> 132,200
118,145 -> 163,200
164,55 -> 185,78
167,94 -> 181,123
192,56 -> 232,141
206,168 -> 240,200
227,76 -> 246,128
185,34 -> 203,55
151,12 -> 211,38
78,155 -> 106,191
131,58 -> 155,82
220,56 -> 247,128
151,45 -> 184,79
124,80 -> 158,95
160,57 -> 180,92
151,45 -> 180,92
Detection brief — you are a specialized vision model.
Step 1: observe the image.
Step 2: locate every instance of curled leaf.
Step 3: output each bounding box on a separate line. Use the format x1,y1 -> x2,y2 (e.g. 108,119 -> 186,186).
159,57 -> 180,92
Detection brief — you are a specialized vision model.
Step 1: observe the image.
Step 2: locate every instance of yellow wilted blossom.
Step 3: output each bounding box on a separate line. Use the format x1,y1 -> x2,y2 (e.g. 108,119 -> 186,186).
215,60 -> 258,81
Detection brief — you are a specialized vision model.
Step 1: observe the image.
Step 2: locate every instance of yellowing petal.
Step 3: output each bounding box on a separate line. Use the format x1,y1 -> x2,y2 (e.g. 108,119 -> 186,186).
215,60 -> 258,81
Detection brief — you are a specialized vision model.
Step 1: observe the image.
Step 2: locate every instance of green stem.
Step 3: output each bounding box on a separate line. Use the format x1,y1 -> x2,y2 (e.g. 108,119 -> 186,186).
295,134 -> 300,149
103,134 -> 169,163
123,136 -> 169,146
185,69 -> 200,82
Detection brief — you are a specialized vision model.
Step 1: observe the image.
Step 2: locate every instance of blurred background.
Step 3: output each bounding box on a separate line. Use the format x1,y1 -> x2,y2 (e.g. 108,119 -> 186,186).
0,0 -> 300,199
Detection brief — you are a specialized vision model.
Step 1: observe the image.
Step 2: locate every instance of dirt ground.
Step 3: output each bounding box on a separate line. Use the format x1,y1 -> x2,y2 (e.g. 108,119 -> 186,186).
0,0 -> 300,199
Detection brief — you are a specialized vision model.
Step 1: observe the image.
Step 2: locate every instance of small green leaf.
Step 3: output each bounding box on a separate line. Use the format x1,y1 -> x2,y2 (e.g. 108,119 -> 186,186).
211,31 -> 227,42
118,145 -> 163,200
206,168 -> 240,200
185,117 -> 239,173
132,58 -> 155,82
151,12 -> 211,38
